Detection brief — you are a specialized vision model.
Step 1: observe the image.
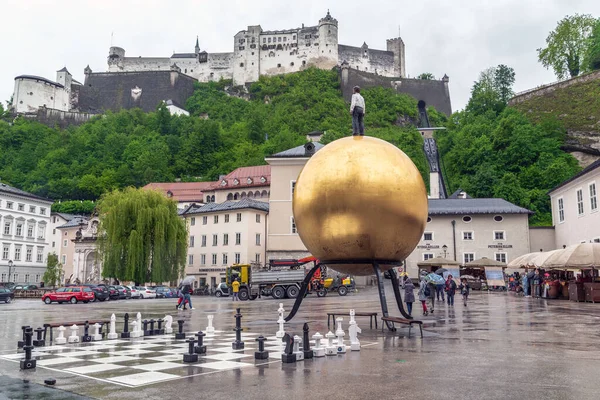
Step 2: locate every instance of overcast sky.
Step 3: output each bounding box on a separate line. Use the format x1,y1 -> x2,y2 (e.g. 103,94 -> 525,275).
2,0 -> 599,112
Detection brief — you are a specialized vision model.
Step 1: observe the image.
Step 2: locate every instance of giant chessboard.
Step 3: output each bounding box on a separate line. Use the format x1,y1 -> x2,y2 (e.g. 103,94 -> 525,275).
0,331 -> 374,387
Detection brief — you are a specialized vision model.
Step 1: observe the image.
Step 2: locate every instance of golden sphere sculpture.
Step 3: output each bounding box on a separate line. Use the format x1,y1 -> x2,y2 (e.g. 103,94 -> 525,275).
293,136 -> 428,275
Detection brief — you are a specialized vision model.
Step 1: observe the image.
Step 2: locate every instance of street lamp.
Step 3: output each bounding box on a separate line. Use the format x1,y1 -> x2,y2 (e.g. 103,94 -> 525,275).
442,245 -> 448,258
7,260 -> 13,283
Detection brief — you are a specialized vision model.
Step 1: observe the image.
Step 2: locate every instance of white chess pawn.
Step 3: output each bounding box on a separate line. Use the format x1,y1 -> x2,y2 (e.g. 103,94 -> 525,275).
107,313 -> 118,340
164,315 -> 173,335
349,310 -> 361,351
92,323 -> 103,341
325,331 -> 336,356
276,303 -> 285,339
136,313 -> 142,335
293,335 -> 304,361
55,325 -> 67,345
335,318 -> 346,353
130,321 -> 139,338
205,315 -> 215,335
68,324 -> 80,343
312,332 -> 325,357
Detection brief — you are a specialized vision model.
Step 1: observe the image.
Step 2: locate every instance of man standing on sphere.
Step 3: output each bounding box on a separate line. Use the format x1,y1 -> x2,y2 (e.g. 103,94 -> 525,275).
350,86 -> 365,136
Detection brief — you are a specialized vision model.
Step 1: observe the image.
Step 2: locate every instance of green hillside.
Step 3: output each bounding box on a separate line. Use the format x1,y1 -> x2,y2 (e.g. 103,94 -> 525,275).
0,68 -> 435,202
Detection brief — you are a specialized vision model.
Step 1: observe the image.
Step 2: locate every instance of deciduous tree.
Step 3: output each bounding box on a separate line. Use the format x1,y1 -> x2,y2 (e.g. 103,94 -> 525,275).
43,254 -> 64,288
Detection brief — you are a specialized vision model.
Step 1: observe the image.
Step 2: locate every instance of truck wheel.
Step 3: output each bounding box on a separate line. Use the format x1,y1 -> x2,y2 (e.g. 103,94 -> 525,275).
286,285 -> 299,299
338,286 -> 348,296
249,295 -> 258,300
215,291 -> 222,298
317,289 -> 327,297
272,286 -> 285,299
238,289 -> 249,301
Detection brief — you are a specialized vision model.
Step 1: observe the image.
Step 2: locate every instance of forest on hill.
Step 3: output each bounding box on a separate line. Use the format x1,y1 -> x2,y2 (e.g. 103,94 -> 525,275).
0,68 -> 435,205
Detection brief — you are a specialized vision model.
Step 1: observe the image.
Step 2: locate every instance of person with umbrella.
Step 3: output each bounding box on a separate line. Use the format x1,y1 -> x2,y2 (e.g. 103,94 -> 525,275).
402,275 -> 415,316
459,278 -> 470,306
445,274 -> 457,306
532,269 -> 542,298
434,268 -> 446,303
418,271 -> 430,316
178,276 -> 195,310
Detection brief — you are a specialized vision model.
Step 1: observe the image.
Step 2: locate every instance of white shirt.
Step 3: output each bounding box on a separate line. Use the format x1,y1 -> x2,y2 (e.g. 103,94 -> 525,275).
350,93 -> 365,113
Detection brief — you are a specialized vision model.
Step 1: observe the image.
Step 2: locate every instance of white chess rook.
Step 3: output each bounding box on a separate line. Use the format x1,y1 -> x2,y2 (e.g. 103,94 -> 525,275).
312,332 -> 325,357
130,321 -> 140,338
164,315 -> 173,335
325,331 -> 337,356
92,323 -> 103,341
335,317 -> 347,353
276,303 -> 285,339
107,313 -> 118,340
206,315 -> 215,335
68,324 -> 80,343
55,325 -> 67,345
349,309 -> 361,351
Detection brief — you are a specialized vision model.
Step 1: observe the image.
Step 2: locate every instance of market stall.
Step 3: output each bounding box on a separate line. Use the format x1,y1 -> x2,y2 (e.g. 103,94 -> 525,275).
463,257 -> 507,290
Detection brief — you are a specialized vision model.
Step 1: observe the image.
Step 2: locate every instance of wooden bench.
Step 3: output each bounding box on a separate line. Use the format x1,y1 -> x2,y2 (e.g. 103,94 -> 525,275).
381,316 -> 423,338
43,320 -> 110,343
327,312 -> 378,330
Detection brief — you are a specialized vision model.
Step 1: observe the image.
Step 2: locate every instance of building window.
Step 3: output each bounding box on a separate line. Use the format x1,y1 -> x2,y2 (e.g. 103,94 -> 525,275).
201,254 -> 206,265
462,215 -> 472,223
577,189 -> 584,216
225,214 -> 230,223
2,245 -> 9,260
236,213 -> 242,222
61,255 -> 66,265
15,223 -> 23,237
463,231 -> 473,241
52,241 -> 55,248
27,224 -> 34,238
240,63 -> 244,67
495,253 -> 507,263
13,273 -> 18,282
557,198 -> 565,222
211,254 -> 217,265
256,214 -> 261,223
493,215 -> 503,222
291,181 -> 296,198
63,239 -> 67,247
188,255 -> 194,265
423,253 -> 434,261
189,236 -> 195,247
29,206 -> 36,213
423,232 -> 433,241
36,247 -> 43,263
494,231 -> 505,241
277,63 -> 281,68
255,253 -> 261,263
235,233 -> 241,245
18,204 -> 24,211
6,202 -> 13,209
26,247 -> 32,262
590,183 -> 598,212
203,216 -> 208,225
222,253 -> 228,265
1,273 -> 5,282
190,217 -> 196,226
212,234 -> 218,246
223,234 -> 229,246
4,221 -> 11,235
256,233 -> 261,245
35,274 -> 40,282
235,253 -> 241,264
25,273 -> 30,282
38,225 -> 45,239
290,62 -> 294,67
214,215 -> 219,224
463,253 -> 475,264
291,217 -> 297,234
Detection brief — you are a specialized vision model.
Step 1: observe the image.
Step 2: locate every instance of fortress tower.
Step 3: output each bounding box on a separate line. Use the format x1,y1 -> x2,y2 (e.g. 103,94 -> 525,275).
233,25 -> 262,85
107,46 -> 125,71
317,10 -> 339,68
386,37 -> 406,78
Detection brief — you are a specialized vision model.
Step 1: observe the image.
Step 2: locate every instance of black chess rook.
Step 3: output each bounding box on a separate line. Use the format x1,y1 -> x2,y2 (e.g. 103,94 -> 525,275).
20,327 -> 36,370
303,323 -> 313,359
82,322 -> 92,342
232,308 -> 244,350
175,320 -> 186,339
33,327 -> 45,347
143,319 -> 151,337
183,337 -> 199,363
149,319 -> 156,336
281,333 -> 296,363
157,318 -> 164,335
255,335 -> 269,360
121,314 -> 130,339
194,331 -> 207,355
18,325 -> 30,349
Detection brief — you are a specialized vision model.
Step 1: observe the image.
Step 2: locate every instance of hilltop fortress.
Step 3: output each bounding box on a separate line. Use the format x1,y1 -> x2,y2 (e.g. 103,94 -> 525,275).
108,11 -> 406,85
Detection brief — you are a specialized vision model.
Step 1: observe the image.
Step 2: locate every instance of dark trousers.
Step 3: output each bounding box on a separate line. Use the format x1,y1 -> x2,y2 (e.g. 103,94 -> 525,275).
436,285 -> 445,301
406,302 -> 413,316
447,294 -> 454,306
352,107 -> 364,135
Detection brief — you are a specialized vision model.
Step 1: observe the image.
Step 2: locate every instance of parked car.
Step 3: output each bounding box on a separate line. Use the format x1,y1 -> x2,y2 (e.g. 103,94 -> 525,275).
42,286 -> 95,304
110,285 -> 131,299
126,286 -> 140,299
68,284 -> 109,301
214,282 -> 230,297
14,284 -> 38,291
0,288 -> 15,303
155,286 -> 175,298
104,285 -> 120,300
137,286 -> 157,299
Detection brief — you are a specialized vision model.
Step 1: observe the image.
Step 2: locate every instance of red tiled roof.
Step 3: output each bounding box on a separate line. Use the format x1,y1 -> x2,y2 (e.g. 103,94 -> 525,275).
143,181 -> 216,202
213,165 -> 271,191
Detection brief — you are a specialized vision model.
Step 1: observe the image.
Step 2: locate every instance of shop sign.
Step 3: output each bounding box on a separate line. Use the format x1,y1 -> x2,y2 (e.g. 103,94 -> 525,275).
488,243 -> 513,249
417,244 -> 440,249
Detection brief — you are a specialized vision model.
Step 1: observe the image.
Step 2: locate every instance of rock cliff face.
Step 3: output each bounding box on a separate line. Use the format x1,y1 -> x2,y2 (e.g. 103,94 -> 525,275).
509,70 -> 600,167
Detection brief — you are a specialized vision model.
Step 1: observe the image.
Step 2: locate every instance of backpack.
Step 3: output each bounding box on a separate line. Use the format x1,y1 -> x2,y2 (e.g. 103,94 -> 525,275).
424,285 -> 431,297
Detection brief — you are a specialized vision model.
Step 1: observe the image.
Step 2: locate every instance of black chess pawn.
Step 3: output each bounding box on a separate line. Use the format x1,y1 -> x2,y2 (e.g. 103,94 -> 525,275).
183,337 -> 198,363
303,323 -> 313,359
255,336 -> 269,360
143,320 -> 151,337
82,322 -> 92,342
175,320 -> 186,339
281,333 -> 296,363
18,325 -> 30,349
33,327 -> 45,347
121,314 -> 130,339
20,327 -> 36,370
194,331 -> 207,355
232,308 -> 244,350
157,319 -> 164,335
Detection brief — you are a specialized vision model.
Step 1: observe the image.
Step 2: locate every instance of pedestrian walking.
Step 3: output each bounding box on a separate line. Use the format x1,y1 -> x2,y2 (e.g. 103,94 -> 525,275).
178,282 -> 194,310
176,284 -> 187,310
445,275 -> 457,306
402,276 -> 415,316
436,282 -> 445,302
231,278 -> 240,301
522,271 -> 530,297
459,278 -> 470,306
350,86 -> 365,136
532,269 -> 542,298
427,281 -> 436,313
418,273 -> 429,316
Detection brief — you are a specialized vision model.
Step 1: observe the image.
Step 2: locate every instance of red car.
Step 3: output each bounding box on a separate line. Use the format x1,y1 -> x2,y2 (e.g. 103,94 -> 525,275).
42,286 -> 95,304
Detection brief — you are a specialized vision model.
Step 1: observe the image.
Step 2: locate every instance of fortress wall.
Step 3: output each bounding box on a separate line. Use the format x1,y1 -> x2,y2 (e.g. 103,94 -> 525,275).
112,57 -> 171,72
13,78 -> 64,113
338,45 -> 396,77
509,69 -> 600,105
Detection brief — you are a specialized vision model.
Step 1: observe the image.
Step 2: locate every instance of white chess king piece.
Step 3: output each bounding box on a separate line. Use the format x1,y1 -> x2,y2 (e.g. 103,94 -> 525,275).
293,335 -> 304,361
206,315 -> 215,335
276,303 -> 285,339
107,314 -> 118,339
55,325 -> 67,345
335,317 -> 346,353
68,324 -> 80,343
349,312 -> 361,351
136,312 -> 142,334
92,323 -> 103,341
164,315 -> 173,334
312,332 -> 325,357
325,331 -> 336,356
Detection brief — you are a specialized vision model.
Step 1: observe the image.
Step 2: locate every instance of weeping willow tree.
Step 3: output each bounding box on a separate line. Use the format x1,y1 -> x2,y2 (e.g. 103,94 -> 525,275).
97,188 -> 188,284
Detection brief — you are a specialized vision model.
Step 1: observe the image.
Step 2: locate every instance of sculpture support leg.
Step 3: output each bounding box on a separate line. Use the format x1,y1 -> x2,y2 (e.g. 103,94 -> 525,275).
373,262 -> 396,332
284,263 -> 322,322
388,268 -> 413,320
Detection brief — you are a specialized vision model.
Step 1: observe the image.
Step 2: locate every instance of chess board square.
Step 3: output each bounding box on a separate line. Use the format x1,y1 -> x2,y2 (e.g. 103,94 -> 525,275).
91,355 -> 137,363
60,350 -> 103,356
267,351 -> 282,359
202,352 -> 253,361
198,360 -> 253,370
107,371 -> 178,386
34,345 -> 70,352
116,349 -> 155,356
135,362 -> 185,372
1,354 -> 26,360
37,357 -> 87,366
146,354 -> 182,362
211,346 -> 249,353
65,363 -> 127,374
265,345 -> 284,351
